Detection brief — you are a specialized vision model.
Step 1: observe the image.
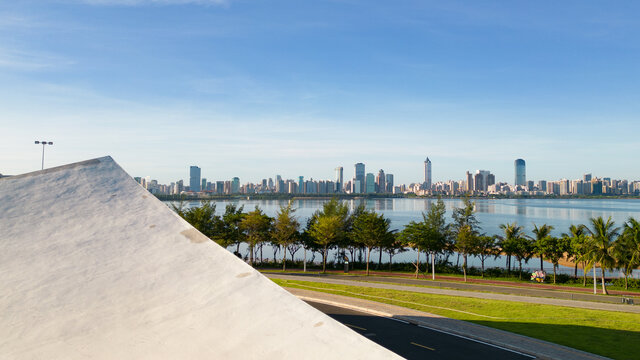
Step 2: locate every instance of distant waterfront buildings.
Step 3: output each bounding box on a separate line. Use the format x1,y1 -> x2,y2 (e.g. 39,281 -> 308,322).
189,166 -> 201,192
424,158 -> 432,190
136,158 -> 640,197
354,163 -> 365,194
335,167 -> 343,193
514,159 -> 526,186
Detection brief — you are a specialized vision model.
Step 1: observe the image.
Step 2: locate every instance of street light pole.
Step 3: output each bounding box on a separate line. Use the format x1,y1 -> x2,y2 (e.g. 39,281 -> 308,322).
34,141 -> 53,170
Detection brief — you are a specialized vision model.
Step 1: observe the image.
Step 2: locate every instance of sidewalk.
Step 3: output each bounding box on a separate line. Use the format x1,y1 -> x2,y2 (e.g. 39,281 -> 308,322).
266,273 -> 640,313
288,287 -> 609,360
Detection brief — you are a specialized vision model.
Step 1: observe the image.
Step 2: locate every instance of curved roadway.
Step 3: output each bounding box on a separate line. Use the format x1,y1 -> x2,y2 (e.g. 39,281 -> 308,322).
306,301 -> 535,360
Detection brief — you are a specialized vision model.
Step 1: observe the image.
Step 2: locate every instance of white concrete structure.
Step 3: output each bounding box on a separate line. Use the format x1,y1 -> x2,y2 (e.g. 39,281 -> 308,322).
0,157 -> 400,359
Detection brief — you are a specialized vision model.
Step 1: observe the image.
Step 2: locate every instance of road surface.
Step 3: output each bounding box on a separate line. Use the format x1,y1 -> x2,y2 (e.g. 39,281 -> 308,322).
306,301 -> 535,360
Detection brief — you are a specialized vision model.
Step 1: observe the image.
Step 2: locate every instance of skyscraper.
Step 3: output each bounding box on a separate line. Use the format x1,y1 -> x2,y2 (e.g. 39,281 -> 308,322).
385,174 -> 394,193
514,159 -> 526,186
376,169 -> 386,193
365,173 -> 375,193
424,158 -> 432,190
189,166 -> 201,192
354,163 -> 365,194
335,166 -> 343,193
231,177 -> 240,194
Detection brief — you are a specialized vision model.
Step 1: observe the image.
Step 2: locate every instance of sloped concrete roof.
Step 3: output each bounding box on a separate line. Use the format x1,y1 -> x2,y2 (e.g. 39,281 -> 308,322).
0,157 -> 400,359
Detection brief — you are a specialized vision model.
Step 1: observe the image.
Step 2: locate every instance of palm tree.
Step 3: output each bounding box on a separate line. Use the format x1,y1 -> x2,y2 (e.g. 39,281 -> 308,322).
587,216 -> 620,295
532,224 -> 554,271
499,223 -> 531,279
563,224 -> 587,279
613,218 -> 640,289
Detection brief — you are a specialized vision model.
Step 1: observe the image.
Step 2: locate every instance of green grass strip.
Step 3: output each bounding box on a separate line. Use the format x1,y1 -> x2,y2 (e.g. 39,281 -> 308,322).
273,278 -> 640,360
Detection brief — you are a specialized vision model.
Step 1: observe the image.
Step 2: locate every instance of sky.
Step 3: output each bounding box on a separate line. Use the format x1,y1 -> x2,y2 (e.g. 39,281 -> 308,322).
1,0 -> 639,185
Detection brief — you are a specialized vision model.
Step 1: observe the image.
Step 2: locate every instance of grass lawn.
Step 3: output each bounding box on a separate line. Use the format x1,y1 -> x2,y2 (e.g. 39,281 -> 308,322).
273,278 -> 640,360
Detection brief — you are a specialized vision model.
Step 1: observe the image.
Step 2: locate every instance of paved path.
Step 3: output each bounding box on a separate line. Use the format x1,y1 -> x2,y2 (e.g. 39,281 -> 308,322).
290,288 -> 609,360
267,273 -> 640,313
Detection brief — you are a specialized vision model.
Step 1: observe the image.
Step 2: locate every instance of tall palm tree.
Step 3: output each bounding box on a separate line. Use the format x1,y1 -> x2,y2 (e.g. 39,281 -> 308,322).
563,224 -> 586,279
532,224 -> 554,271
614,218 -> 640,289
499,223 -> 530,279
587,216 -> 620,295
564,224 -> 590,285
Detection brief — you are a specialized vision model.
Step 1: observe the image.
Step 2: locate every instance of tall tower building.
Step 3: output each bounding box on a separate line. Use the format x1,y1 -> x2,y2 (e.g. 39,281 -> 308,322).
424,158 -> 432,190
335,166 -> 343,193
354,163 -> 365,194
385,174 -> 394,193
514,159 -> 526,186
189,166 -> 201,192
376,169 -> 386,193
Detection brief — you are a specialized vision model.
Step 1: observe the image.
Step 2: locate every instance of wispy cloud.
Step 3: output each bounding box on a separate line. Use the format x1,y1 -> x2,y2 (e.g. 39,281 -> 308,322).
0,47 -> 74,71
74,0 -> 229,6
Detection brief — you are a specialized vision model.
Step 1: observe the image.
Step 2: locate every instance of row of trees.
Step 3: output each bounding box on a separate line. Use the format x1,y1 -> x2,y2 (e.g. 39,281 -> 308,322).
173,198 -> 640,294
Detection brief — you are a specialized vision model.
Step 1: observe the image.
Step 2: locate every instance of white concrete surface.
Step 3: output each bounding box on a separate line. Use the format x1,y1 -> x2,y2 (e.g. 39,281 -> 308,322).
0,157 -> 400,359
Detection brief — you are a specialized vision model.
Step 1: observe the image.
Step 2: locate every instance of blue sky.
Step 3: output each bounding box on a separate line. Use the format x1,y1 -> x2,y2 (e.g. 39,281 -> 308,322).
1,0 -> 639,185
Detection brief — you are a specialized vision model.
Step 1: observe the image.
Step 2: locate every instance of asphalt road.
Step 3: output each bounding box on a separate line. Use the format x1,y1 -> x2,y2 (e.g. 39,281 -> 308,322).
306,301 -> 536,360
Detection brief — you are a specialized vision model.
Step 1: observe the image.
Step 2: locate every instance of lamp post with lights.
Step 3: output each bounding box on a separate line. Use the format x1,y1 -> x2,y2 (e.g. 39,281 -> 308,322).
34,140 -> 53,170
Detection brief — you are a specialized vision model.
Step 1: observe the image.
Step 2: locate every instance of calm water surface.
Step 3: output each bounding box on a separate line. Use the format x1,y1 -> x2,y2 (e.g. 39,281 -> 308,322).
167,198 -> 640,277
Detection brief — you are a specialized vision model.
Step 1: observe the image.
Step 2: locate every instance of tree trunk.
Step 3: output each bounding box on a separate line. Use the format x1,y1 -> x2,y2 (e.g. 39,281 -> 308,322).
600,266 -> 608,295
625,272 -> 628,290
463,254 -> 467,282
481,257 -> 485,278
389,253 -> 393,271
260,245 -> 263,264
377,247 -> 383,270
282,245 -> 287,271
366,246 -> 371,276
540,255 -> 544,271
574,263 -> 578,278
553,264 -> 557,284
455,253 -> 460,268
415,251 -> 420,279
303,247 -> 307,272
249,244 -> 254,266
431,252 -> 435,280
582,261 -> 587,286
518,259 -> 523,279
322,245 -> 327,273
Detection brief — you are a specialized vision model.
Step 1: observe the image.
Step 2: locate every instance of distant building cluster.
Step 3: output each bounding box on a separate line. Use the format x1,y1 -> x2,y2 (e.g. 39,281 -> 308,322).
134,157 -> 640,197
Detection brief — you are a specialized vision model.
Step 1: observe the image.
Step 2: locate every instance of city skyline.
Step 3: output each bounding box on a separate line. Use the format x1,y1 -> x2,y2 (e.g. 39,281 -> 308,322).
1,2 -> 640,183
136,156 -> 639,197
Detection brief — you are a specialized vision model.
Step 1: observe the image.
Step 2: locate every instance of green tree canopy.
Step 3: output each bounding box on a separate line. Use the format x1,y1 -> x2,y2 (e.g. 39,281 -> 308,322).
241,206 -> 273,266
272,200 -> 300,271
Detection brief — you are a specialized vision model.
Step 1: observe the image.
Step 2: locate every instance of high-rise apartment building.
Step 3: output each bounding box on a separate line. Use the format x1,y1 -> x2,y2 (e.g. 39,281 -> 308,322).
424,158 -> 432,189
365,173 -> 375,193
376,169 -> 386,193
354,163 -> 365,193
189,166 -> 201,192
231,177 -> 240,194
514,159 -> 526,186
385,174 -> 394,193
335,166 -> 343,193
